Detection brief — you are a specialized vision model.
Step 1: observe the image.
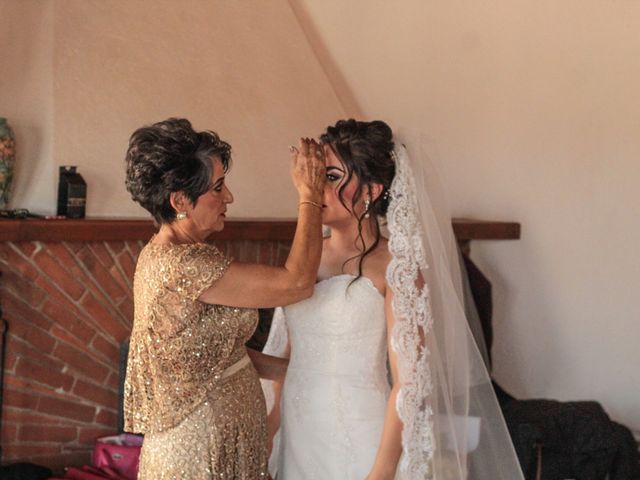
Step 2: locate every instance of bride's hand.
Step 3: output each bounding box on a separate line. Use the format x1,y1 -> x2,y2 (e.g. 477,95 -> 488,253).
364,471 -> 395,480
267,435 -> 274,456
290,138 -> 326,204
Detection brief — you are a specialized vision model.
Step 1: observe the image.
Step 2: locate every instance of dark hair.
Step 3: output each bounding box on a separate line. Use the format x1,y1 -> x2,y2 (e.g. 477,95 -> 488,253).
125,118 -> 231,224
319,119 -> 395,282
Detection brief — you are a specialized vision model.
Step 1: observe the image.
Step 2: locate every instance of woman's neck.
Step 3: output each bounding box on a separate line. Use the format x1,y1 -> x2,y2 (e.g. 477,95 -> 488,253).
155,222 -> 206,244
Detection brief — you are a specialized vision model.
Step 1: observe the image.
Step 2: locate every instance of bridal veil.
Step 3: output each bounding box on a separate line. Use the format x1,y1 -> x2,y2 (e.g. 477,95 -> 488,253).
386,139 -> 523,478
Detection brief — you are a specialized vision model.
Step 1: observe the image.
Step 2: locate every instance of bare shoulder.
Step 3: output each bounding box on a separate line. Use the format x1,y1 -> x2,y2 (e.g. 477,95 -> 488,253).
369,238 -> 392,269
361,238 -> 392,294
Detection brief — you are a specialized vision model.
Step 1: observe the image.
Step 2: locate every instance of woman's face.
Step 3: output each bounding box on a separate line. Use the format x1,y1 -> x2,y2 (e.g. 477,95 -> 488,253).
321,146 -> 363,227
185,156 -> 233,234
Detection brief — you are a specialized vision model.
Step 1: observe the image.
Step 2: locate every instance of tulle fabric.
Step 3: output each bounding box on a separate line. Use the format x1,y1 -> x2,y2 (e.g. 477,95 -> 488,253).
389,139 -> 523,478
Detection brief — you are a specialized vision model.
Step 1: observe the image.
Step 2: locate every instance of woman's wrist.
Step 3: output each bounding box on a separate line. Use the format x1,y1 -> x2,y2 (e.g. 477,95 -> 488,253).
299,200 -> 323,210
297,187 -> 323,204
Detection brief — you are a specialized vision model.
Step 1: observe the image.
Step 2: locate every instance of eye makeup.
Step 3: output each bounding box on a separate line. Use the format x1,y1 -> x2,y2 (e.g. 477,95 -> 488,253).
326,166 -> 344,183
210,176 -> 225,193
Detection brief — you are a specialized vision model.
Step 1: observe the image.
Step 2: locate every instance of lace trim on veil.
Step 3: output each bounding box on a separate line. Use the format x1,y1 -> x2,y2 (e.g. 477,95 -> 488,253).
386,145 -> 435,479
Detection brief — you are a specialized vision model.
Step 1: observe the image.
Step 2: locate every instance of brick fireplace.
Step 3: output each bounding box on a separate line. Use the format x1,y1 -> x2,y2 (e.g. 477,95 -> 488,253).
0,218 -> 295,473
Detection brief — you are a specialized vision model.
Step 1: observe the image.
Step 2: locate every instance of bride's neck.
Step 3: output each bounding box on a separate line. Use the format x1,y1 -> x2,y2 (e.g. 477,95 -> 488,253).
325,218 -> 378,253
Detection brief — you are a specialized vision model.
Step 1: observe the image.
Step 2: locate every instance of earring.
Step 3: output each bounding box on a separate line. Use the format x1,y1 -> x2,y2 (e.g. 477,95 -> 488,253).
176,211 -> 187,220
364,199 -> 370,219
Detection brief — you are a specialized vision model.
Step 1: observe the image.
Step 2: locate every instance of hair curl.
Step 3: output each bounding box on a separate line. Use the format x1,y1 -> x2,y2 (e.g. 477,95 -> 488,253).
124,118 -> 231,224
320,119 -> 395,282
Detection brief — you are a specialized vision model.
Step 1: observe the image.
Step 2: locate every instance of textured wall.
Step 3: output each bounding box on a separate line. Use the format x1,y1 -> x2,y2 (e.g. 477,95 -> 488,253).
3,0 -> 344,217
0,0 -> 55,214
290,0 -> 640,432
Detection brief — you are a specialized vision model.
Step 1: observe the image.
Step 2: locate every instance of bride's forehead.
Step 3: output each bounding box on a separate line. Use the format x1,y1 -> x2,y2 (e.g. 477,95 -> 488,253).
324,148 -> 344,169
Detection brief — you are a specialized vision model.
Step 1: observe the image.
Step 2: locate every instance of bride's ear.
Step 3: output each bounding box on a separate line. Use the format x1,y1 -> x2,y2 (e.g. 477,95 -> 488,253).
368,183 -> 384,202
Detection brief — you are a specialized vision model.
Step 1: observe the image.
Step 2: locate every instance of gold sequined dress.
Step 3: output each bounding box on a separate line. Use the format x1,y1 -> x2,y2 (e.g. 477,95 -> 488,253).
124,241 -> 268,479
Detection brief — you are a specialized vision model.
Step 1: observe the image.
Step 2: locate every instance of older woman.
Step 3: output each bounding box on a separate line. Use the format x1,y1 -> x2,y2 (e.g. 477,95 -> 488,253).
123,118 -> 325,479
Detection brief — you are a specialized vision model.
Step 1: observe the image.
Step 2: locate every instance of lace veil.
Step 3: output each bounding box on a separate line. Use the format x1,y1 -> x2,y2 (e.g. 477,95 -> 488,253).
263,137 -> 524,479
386,139 -> 523,478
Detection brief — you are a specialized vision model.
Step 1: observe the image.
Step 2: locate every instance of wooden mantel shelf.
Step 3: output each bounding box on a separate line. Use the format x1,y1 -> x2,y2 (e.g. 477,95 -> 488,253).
0,217 -> 520,243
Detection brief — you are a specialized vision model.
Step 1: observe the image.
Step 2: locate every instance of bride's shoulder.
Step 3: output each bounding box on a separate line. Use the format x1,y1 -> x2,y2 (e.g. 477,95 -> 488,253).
373,237 -> 391,263
365,239 -> 392,281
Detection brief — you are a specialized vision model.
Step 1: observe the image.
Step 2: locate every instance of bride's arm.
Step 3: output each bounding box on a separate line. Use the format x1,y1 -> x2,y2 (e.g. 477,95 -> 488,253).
247,348 -> 288,382
366,287 -> 403,480
266,338 -> 290,455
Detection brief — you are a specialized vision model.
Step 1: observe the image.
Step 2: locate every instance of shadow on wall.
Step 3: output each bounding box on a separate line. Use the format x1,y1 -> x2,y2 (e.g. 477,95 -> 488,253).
287,0 -> 363,117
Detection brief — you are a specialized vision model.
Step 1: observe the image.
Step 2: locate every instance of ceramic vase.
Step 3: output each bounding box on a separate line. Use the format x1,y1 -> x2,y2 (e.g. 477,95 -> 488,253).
0,118 -> 16,209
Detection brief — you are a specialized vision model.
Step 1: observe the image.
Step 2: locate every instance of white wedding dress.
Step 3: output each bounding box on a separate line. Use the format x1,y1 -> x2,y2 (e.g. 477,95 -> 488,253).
270,273 -> 392,480
264,142 -> 524,479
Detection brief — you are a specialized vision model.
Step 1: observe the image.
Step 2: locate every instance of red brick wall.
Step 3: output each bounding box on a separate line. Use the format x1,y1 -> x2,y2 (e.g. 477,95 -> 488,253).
0,239 -> 289,472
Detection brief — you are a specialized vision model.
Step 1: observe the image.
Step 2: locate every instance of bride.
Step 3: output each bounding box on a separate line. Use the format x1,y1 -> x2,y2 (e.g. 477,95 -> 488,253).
263,119 -> 524,479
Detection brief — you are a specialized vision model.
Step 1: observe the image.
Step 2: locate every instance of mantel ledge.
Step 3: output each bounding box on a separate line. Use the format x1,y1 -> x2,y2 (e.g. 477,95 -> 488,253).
0,217 -> 520,243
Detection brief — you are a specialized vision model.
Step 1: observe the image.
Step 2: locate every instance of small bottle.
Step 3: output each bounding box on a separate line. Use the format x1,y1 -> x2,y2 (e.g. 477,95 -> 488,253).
57,166 -> 87,218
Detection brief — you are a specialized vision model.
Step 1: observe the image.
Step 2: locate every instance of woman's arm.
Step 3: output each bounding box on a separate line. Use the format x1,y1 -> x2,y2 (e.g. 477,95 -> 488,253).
199,139 -> 325,308
366,287 -> 404,480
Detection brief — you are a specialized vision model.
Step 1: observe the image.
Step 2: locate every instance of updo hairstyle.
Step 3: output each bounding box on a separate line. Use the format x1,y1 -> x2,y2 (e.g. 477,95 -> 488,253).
124,118 -> 231,224
319,119 -> 396,281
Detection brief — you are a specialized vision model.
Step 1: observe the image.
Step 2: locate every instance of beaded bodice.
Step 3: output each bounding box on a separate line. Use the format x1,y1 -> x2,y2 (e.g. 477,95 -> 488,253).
124,242 -> 258,434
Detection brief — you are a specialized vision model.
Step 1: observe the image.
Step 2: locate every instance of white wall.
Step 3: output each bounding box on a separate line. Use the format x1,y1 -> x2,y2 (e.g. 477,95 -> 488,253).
3,0 -> 344,217
290,0 -> 640,431
0,0 -> 54,213
3,0 -> 638,433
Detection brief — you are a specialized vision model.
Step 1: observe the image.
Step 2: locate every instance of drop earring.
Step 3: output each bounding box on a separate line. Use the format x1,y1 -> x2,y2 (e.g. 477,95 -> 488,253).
364,198 -> 370,219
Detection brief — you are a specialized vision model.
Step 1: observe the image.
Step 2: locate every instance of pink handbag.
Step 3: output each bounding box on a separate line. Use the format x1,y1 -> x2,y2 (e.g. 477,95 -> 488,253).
91,434 -> 143,480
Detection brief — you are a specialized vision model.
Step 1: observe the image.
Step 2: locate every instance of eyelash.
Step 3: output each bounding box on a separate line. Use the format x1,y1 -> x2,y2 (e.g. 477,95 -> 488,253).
211,184 -> 223,193
326,173 -> 340,182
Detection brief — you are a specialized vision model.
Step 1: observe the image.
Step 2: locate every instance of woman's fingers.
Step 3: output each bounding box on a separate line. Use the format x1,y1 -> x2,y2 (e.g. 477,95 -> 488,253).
308,140 -> 323,162
299,137 -> 310,157
290,137 -> 326,200
289,145 -> 299,172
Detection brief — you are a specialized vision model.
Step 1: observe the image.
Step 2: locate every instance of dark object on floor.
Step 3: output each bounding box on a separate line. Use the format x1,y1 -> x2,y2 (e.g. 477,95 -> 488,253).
497,388 -> 640,480
609,421 -> 640,480
1,318 -> 7,461
117,341 -> 129,434
0,462 -> 52,480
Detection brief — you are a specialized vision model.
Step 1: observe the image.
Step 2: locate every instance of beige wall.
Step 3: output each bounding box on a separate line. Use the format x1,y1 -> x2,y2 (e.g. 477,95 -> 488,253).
1,0 -> 54,213
291,0 -> 640,431
4,0 -> 344,217
3,0 -> 638,434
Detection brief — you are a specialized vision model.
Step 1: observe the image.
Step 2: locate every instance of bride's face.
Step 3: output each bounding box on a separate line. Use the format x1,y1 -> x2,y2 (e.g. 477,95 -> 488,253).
321,146 -> 365,226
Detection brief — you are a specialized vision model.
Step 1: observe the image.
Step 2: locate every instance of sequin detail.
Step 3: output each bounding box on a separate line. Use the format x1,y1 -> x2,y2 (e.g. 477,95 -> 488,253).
124,242 -> 268,478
